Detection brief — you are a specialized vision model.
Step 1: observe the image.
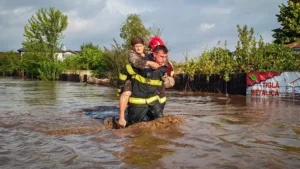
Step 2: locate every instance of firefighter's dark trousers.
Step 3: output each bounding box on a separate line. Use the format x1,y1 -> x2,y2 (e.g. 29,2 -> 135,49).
127,101 -> 163,125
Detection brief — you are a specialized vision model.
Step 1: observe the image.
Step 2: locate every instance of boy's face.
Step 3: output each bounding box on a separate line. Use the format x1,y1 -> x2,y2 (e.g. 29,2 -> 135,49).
153,50 -> 168,66
133,44 -> 144,55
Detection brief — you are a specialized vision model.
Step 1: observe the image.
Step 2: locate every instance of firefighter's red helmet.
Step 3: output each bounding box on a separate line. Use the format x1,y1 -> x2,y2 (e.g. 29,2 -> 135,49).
148,37 -> 165,51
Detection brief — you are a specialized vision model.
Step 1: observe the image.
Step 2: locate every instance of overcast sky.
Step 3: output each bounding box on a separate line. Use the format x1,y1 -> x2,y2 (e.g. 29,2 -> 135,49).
0,0 -> 283,62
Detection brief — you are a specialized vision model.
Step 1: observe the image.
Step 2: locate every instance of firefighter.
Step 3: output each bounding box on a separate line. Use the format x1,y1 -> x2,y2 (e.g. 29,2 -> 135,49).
117,45 -> 170,127
118,37 -> 174,127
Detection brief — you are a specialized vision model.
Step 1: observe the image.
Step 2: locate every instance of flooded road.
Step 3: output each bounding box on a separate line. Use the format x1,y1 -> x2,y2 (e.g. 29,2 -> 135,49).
1,77 -> 299,169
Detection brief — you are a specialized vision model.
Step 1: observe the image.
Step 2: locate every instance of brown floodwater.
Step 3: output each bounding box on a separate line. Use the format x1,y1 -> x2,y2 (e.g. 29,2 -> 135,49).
0,77 -> 299,169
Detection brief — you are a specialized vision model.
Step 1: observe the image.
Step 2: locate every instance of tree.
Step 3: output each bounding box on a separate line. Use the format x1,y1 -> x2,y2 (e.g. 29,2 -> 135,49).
102,39 -> 128,85
63,54 -> 81,70
181,52 -> 200,91
250,35 -> 265,72
23,7 -> 68,61
0,51 -> 21,76
63,42 -> 108,77
120,14 -> 151,49
198,49 -> 218,81
148,24 -> 164,37
235,25 -> 257,72
21,52 -> 46,79
79,43 -> 103,70
38,60 -> 65,81
272,0 -> 300,44
262,43 -> 298,71
22,7 -> 68,80
213,41 -> 236,82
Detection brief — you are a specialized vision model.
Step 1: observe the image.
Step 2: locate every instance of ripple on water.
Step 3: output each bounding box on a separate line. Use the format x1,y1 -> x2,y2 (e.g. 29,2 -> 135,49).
1,78 -> 300,169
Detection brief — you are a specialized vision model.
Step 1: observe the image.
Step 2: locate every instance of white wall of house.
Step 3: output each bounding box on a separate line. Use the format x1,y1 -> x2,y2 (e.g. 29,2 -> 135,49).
19,51 -> 76,61
57,52 -> 75,61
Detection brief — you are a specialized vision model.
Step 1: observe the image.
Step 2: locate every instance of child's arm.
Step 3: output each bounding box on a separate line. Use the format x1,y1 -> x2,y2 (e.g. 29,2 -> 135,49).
128,50 -> 147,69
128,50 -> 160,69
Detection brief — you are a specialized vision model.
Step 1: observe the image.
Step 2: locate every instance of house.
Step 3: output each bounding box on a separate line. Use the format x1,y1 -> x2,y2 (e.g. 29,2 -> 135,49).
57,49 -> 81,61
285,41 -> 300,51
17,46 -> 81,61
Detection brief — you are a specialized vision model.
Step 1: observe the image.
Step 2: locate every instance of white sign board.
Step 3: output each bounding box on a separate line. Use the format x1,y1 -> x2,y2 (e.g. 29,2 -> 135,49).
246,72 -> 300,98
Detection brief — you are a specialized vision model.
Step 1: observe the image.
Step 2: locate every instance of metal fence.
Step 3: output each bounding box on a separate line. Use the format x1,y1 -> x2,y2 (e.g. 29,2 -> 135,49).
173,73 -> 247,95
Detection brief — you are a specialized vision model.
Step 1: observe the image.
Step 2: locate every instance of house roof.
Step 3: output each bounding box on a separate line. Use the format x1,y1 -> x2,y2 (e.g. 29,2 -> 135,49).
285,41 -> 300,48
63,50 -> 81,54
17,48 -> 25,53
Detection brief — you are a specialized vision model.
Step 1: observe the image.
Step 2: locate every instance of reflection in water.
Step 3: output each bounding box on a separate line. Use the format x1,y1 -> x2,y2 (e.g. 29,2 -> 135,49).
115,128 -> 175,166
24,81 -> 58,106
83,106 -> 185,166
0,77 -> 300,169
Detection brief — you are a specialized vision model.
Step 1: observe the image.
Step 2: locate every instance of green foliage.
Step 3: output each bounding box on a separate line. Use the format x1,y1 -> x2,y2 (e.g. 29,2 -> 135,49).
250,35 -> 265,71
21,7 -> 68,80
98,14 -> 168,82
23,7 -> 68,61
179,52 -> 198,91
63,42 -> 108,77
212,41 -> 236,82
181,24 -> 299,82
181,52 -> 200,80
198,50 -> 217,81
38,60 -> 65,81
272,0 -> 300,44
235,25 -> 258,72
0,51 -> 21,75
261,43 -> 299,71
102,39 -> 128,85
181,41 -> 236,83
120,14 -> 151,49
21,52 -> 47,79
63,54 -> 81,70
77,43 -> 103,70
